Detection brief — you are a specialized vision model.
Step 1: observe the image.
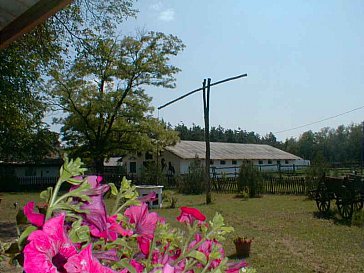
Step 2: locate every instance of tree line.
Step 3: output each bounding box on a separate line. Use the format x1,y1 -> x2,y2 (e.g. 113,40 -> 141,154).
174,123 -> 363,164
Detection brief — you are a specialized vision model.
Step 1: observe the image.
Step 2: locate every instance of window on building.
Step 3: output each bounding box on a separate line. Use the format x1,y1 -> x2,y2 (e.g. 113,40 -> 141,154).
232,160 -> 237,165
285,160 -> 289,164
258,160 -> 263,165
210,160 -> 214,165
268,159 -> 272,164
277,160 -> 281,165
220,160 -> 226,165
129,162 -> 137,173
145,152 -> 153,160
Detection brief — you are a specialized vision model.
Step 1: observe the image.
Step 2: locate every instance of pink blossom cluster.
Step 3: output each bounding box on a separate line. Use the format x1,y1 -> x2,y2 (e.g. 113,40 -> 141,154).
22,175 -> 248,273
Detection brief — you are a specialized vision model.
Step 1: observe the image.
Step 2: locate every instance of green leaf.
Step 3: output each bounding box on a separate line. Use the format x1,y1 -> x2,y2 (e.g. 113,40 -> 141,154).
109,183 -> 118,195
69,221 -> 90,243
60,157 -> 87,183
18,226 -> 37,249
15,210 -> 27,225
209,245 -> 222,260
40,187 -> 52,202
114,259 -> 137,273
187,250 -> 207,265
53,203 -> 89,214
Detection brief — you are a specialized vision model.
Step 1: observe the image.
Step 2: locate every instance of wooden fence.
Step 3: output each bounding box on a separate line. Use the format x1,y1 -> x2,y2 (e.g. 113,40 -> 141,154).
212,176 -> 318,195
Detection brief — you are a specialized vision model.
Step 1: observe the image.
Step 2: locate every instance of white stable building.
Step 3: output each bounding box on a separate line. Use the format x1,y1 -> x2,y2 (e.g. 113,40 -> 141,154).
122,140 -> 310,178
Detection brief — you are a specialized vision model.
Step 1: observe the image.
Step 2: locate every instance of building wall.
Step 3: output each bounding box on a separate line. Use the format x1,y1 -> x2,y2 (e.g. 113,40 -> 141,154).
122,151 -> 310,179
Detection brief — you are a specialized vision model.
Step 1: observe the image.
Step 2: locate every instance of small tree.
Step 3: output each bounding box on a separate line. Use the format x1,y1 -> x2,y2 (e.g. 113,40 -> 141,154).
140,161 -> 167,186
237,162 -> 263,198
178,155 -> 205,194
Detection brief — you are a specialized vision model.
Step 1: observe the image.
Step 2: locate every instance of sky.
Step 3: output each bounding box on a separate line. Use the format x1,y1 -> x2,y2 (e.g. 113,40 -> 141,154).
49,0 -> 364,141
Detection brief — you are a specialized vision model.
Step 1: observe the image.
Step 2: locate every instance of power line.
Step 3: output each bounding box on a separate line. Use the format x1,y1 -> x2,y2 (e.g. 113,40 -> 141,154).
274,105 -> 364,134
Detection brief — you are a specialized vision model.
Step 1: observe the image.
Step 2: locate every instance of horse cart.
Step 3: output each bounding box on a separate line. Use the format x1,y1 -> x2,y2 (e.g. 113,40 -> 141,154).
314,174 -> 364,219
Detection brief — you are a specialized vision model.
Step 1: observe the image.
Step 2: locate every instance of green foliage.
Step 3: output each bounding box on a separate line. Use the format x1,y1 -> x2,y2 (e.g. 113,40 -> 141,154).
178,156 -> 205,194
0,40 -> 60,161
237,162 -> 263,198
0,0 -> 137,162
304,155 -> 329,193
140,161 -> 167,186
49,31 -> 183,171
111,177 -> 140,214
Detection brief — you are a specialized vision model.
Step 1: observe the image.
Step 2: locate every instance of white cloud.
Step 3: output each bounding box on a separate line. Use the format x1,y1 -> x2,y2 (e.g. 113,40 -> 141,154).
150,2 -> 162,11
158,8 -> 175,22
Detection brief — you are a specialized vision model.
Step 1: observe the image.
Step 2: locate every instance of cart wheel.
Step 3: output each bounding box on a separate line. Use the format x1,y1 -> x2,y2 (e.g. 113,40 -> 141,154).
337,200 -> 354,219
315,188 -> 330,213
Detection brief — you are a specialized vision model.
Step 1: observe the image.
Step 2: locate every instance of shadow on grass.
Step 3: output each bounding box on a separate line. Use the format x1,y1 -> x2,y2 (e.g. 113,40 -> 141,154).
313,211 -> 352,226
227,253 -> 250,260
0,222 -> 17,241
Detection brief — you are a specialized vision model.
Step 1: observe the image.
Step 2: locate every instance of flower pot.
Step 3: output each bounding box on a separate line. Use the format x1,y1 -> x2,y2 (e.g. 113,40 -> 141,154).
234,240 -> 252,257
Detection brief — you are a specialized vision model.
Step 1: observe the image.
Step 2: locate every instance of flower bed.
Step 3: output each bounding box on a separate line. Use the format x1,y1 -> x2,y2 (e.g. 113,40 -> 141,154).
0,158 -> 255,273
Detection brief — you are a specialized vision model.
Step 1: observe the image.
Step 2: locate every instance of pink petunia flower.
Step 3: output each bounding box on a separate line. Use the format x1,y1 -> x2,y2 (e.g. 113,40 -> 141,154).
163,263 -> 175,273
151,244 -> 181,266
137,191 -> 157,203
23,201 -> 45,227
188,233 -> 225,269
23,214 -> 77,273
124,203 -> 159,238
64,244 -> 117,273
124,203 -> 159,255
89,215 -> 133,241
225,260 -> 249,273
176,207 -> 206,225
119,259 -> 145,273
71,176 -> 111,239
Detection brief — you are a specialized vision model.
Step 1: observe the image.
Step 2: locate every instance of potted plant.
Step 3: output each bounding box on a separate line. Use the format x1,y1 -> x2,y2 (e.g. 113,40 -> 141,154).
234,236 -> 253,257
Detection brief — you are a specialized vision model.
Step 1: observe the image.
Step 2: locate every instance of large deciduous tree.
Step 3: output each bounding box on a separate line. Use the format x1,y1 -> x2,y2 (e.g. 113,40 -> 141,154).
0,0 -> 137,161
49,33 -> 184,172
0,27 -> 60,161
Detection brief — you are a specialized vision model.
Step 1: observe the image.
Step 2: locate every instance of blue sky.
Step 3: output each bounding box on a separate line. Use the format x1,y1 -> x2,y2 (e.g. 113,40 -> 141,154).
46,0 -> 364,141
119,0 -> 364,141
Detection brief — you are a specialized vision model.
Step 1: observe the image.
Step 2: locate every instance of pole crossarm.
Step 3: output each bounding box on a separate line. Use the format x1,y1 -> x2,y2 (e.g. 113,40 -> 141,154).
157,73 -> 247,110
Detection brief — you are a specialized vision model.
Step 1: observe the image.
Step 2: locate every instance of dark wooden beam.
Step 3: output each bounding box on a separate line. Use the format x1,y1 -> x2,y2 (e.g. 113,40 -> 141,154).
0,0 -> 73,49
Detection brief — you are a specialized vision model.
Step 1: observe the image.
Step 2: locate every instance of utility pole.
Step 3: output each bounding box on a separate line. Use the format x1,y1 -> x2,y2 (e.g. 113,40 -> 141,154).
158,73 -> 247,204
203,79 -> 211,203
361,121 -> 364,175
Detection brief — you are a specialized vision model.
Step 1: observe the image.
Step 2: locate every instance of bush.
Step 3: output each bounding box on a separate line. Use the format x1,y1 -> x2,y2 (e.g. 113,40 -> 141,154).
140,161 -> 167,186
178,156 -> 205,194
237,162 -> 262,198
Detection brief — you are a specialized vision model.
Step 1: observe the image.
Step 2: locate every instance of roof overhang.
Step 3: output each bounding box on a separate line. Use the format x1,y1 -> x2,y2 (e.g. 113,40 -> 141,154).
0,0 -> 73,49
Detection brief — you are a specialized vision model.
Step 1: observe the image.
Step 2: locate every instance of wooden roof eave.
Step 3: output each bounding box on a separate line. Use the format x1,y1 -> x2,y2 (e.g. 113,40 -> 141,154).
0,0 -> 73,49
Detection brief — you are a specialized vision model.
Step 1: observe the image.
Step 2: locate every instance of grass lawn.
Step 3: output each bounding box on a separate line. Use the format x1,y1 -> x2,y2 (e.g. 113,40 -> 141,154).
0,192 -> 363,273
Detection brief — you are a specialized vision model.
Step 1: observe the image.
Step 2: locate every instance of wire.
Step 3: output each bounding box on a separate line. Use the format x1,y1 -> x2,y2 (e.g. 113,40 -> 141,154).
274,105 -> 364,134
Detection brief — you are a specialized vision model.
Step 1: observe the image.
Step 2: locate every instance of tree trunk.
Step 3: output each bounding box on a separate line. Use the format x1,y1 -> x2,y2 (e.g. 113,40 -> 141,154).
94,157 -> 105,175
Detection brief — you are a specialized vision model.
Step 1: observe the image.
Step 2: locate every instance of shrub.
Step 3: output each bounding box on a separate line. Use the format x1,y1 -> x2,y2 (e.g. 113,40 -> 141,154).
178,156 -> 205,194
237,162 -> 263,198
140,161 -> 167,186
